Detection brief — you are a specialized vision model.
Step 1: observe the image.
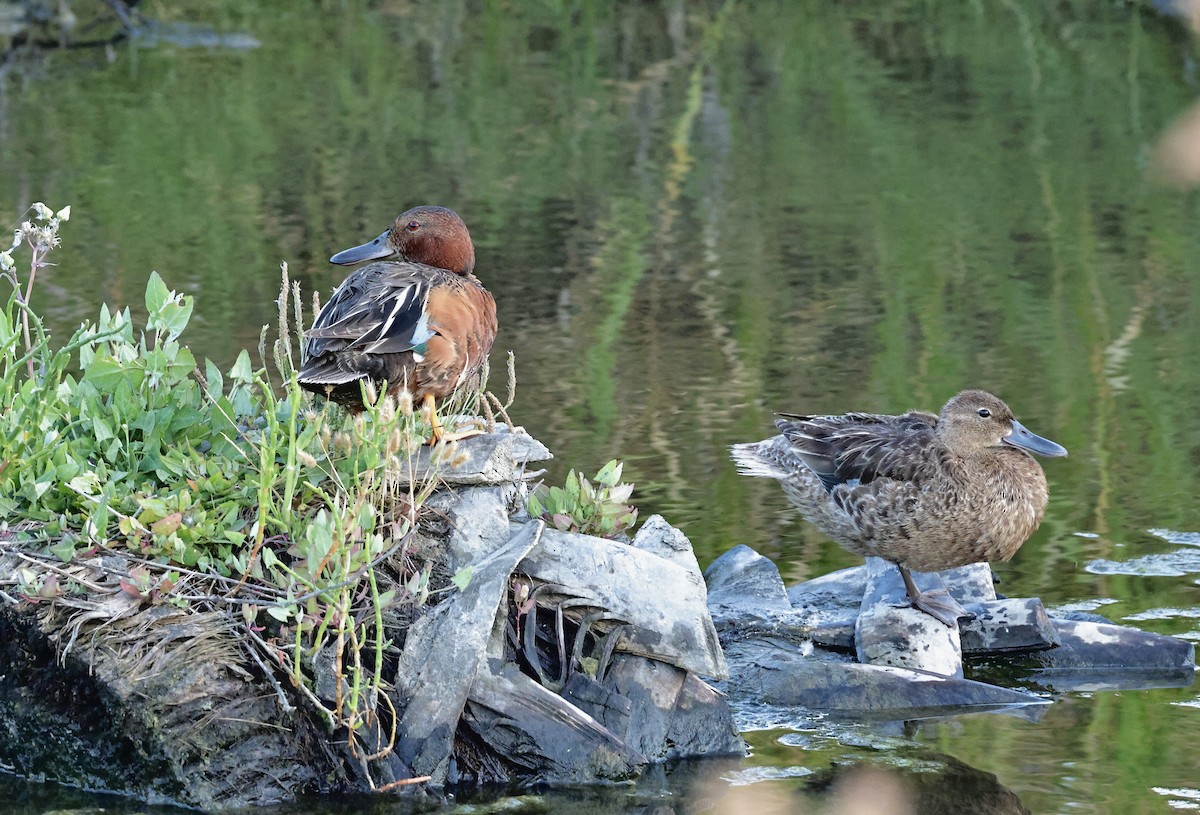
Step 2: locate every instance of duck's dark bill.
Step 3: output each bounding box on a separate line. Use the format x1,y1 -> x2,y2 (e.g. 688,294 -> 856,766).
1004,419 -> 1068,458
330,230 -> 396,265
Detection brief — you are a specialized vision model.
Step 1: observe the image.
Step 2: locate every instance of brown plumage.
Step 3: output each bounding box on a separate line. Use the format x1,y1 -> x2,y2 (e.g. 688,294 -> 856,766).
730,390 -> 1068,625
299,205 -> 497,439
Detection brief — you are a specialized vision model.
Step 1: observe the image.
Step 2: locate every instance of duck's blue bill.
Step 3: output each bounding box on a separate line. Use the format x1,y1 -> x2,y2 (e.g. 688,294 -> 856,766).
1004,419 -> 1068,458
330,230 -> 396,265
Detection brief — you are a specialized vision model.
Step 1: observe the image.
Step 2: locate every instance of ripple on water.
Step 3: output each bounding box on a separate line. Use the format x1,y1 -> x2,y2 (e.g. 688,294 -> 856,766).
722,765 -> 815,786
1085,548 -> 1200,577
1048,597 -> 1119,615
1153,786 -> 1200,810
1149,529 -> 1200,547
1122,606 -> 1200,622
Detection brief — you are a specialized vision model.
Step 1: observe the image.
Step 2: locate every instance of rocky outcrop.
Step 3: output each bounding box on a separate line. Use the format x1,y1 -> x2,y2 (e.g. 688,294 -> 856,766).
0,429 -> 742,809
705,545 -> 1195,717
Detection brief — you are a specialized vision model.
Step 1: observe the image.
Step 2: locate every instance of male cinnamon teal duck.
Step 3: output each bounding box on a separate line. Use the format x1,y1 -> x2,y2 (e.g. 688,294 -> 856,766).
730,390 -> 1067,626
299,205 -> 497,441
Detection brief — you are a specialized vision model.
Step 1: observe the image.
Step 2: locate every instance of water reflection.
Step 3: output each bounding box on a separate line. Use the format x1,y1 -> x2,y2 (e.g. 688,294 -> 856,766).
2,1 -> 1200,813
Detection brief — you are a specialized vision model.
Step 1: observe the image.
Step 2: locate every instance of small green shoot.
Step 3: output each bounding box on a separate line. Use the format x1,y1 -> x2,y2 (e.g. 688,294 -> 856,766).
526,460 -> 638,539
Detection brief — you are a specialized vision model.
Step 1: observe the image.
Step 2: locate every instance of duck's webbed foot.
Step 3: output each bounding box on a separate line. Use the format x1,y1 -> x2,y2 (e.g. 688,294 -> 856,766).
897,566 -> 975,627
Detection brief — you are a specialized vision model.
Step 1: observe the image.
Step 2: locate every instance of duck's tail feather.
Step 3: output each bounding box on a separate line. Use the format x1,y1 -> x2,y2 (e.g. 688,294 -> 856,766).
298,357 -> 361,386
730,437 -> 804,480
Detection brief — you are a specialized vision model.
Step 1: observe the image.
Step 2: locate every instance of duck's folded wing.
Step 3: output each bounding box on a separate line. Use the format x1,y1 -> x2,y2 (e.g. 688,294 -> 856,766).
775,410 -> 940,490
306,273 -> 435,356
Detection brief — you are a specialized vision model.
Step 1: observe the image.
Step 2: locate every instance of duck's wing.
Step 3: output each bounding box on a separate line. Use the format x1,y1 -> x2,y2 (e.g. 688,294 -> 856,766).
774,410 -> 941,491
305,263 -> 438,357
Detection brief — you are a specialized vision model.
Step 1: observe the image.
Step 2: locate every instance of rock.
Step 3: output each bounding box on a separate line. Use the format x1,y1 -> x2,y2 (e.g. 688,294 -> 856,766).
809,619 -> 857,651
663,672 -> 746,758
399,427 -> 552,487
560,672 -> 634,741
787,561 -> 996,611
437,486 -> 517,571
788,565 -> 865,613
385,521 -> 544,785
940,563 -> 999,603
783,566 -> 863,649
457,663 -> 647,785
855,604 -> 964,678
630,514 -> 703,576
704,544 -> 792,621
855,558 -> 964,678
0,600 -> 333,810
570,655 -> 744,761
708,545 -> 1196,720
959,598 -> 1060,654
733,639 -> 1048,714
1020,619 -> 1196,691
521,527 -> 727,679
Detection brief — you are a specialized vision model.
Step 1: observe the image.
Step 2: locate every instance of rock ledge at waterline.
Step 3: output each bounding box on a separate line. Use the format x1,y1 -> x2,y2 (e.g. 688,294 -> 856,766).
0,428 -> 742,810
705,545 -> 1196,717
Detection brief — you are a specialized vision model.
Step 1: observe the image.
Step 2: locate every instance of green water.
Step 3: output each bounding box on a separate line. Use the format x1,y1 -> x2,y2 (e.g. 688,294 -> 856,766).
3,1 -> 1200,812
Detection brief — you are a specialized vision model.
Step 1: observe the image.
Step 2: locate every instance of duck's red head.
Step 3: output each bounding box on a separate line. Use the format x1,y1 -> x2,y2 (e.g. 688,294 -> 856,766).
330,205 -> 476,275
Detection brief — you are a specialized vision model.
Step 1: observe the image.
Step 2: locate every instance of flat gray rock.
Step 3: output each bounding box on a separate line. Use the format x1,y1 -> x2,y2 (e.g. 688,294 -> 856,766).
460,662 -> 646,784
787,565 -> 865,613
521,527 -> 728,679
736,640 -> 1047,714
1020,619 -> 1196,690
630,514 -> 704,576
855,557 -> 964,677
388,521 -> 544,784
708,545 -> 1196,718
398,427 -> 552,486
960,598 -> 1060,654
788,561 -> 996,608
704,544 -> 792,621
808,598 -> 1061,656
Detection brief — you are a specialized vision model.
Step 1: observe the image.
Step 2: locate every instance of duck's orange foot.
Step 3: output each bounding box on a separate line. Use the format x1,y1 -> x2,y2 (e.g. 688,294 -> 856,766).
421,393 -> 488,445
898,566 -> 974,627
908,588 -> 974,627
433,427 -> 486,444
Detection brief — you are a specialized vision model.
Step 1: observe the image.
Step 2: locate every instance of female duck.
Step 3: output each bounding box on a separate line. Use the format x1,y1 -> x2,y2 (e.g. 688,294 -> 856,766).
299,205 -> 497,440
731,390 -> 1067,626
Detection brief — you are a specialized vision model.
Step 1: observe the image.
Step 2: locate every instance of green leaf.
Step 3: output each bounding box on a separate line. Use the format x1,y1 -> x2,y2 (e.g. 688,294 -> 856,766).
156,297 -> 194,341
596,459 -> 622,486
451,566 -> 474,591
204,358 -> 224,395
84,355 -> 145,392
145,271 -> 170,315
68,473 -> 101,496
49,537 -> 77,563
266,604 -> 294,623
229,350 -> 254,384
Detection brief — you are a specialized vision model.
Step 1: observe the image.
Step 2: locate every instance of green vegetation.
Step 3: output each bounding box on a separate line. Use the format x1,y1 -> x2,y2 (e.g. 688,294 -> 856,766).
0,202 -> 477,749
526,459 -> 638,540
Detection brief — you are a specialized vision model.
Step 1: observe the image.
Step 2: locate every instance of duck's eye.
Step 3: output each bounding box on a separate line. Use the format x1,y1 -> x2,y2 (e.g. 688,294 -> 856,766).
977,408 -> 991,418
406,220 -> 421,231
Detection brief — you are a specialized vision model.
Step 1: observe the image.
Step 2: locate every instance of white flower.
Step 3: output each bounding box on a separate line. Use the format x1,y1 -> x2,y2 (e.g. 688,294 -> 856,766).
0,251 -> 12,272
31,202 -> 52,220
56,205 -> 71,222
